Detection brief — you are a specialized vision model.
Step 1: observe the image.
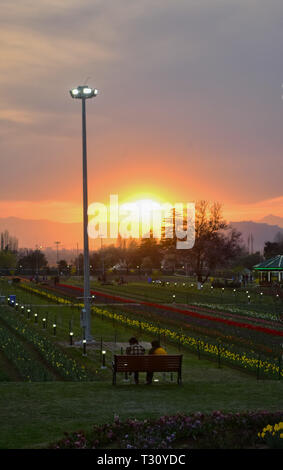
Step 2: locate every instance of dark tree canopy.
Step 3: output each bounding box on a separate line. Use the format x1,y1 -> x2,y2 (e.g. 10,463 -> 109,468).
160,201 -> 243,282
264,241 -> 283,259
17,250 -> 48,272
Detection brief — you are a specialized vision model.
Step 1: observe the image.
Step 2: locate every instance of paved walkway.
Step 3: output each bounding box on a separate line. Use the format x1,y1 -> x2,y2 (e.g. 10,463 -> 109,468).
103,341 -> 151,352
61,341 -> 152,353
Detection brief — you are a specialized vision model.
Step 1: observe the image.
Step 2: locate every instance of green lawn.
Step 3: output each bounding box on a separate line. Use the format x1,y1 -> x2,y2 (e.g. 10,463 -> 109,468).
0,366 -> 282,449
0,330 -> 282,448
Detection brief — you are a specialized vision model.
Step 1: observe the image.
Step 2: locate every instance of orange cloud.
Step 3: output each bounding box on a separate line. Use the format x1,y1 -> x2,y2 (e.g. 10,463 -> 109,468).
223,196 -> 283,222
0,200 -> 83,223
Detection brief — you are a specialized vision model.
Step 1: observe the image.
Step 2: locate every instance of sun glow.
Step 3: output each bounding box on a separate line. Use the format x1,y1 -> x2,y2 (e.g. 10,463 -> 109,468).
119,198 -> 172,239
88,195 -> 170,241
131,198 -> 161,212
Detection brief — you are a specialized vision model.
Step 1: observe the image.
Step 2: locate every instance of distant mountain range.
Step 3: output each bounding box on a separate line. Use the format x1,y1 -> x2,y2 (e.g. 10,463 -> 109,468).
229,220 -> 283,253
0,216 -> 282,257
0,217 -> 83,250
258,214 -> 283,228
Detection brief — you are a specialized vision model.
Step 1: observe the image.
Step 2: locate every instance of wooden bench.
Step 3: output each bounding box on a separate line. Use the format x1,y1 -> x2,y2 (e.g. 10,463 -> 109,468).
112,355 -> 183,385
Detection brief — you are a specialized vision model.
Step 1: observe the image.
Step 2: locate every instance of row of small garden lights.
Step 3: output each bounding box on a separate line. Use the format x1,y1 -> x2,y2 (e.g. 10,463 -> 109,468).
152,281 -> 281,300
6,296 -> 98,360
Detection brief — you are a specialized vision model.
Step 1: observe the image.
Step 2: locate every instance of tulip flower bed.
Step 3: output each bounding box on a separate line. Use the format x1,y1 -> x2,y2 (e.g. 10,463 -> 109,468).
60,277 -> 282,319
116,301 -> 278,357
16,281 -> 283,340
257,421 -> 283,449
0,322 -> 54,381
47,279 -> 283,357
12,280 -> 283,379
187,302 -> 280,323
92,305 -> 283,380
57,282 -> 283,338
0,308 -> 93,382
16,281 -> 73,306
115,299 -> 282,354
50,410 -> 283,449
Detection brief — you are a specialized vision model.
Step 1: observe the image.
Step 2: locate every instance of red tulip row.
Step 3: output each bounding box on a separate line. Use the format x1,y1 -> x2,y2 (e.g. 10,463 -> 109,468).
58,283 -> 283,338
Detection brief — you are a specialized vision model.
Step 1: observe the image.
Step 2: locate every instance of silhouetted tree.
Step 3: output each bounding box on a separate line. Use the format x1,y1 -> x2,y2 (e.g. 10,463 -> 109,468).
58,259 -> 69,274
17,249 -> 48,273
139,230 -> 162,268
185,201 -> 243,282
231,251 -> 263,270
0,230 -> 18,252
161,200 -> 243,282
0,251 -> 17,271
264,241 -> 283,259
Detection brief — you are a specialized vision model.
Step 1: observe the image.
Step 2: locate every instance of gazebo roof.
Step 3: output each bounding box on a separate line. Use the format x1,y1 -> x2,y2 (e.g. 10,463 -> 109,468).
253,255 -> 283,271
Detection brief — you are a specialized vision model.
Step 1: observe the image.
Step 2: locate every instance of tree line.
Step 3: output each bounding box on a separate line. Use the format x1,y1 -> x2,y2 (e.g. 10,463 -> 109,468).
1,203 -> 283,281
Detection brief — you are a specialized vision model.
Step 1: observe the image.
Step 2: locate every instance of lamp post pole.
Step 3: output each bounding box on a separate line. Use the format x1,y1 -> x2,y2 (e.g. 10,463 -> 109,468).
81,97 -> 92,341
70,85 -> 98,343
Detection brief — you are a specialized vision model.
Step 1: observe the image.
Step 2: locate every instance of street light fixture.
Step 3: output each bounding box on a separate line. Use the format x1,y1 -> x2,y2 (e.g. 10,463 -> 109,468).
70,87 -> 98,99
70,84 -> 98,342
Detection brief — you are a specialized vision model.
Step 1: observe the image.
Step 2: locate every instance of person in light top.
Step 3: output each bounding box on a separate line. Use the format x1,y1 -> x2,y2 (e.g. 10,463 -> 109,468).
146,340 -> 167,385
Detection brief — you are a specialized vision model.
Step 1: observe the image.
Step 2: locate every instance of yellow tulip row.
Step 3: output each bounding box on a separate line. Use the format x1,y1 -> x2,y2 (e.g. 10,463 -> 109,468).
92,305 -> 283,378
19,283 -> 83,307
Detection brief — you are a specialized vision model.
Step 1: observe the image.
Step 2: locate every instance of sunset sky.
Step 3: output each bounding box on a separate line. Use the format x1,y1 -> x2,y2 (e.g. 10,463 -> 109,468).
0,0 -> 283,234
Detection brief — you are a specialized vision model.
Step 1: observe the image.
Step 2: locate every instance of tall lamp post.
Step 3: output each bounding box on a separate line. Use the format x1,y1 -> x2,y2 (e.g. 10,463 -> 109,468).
70,85 -> 98,342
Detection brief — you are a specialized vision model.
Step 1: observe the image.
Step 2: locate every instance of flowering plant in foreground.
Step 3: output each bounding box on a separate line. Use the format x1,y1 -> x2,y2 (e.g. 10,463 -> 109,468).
50,411 -> 283,449
258,422 -> 283,449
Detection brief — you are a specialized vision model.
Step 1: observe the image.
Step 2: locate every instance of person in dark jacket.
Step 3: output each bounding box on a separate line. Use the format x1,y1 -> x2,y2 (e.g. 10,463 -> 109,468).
126,337 -> 145,384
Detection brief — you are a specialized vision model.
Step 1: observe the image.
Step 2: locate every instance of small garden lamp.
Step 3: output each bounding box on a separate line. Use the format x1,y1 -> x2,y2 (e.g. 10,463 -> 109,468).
101,350 -> 106,369
69,331 -> 74,345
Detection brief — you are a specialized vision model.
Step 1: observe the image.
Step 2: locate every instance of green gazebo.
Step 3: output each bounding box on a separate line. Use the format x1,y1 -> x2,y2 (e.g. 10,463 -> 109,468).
253,255 -> 283,283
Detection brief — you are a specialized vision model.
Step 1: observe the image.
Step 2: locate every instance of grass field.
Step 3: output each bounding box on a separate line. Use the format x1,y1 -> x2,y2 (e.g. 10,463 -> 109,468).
0,278 -> 282,449
0,359 -> 282,448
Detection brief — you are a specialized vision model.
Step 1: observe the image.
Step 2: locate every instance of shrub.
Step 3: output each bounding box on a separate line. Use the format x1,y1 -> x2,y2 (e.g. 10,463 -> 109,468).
212,281 -> 241,288
50,410 -> 283,449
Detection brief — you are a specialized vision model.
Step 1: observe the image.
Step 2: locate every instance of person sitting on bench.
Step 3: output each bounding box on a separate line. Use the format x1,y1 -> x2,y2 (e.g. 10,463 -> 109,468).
126,337 -> 145,384
146,340 -> 167,385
